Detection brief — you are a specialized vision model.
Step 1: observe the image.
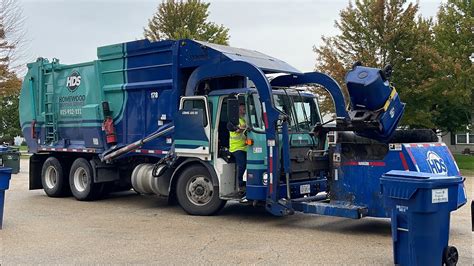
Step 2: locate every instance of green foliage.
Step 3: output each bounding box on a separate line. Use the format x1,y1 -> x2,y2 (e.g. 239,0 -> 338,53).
144,0 -> 230,45
0,6 -> 22,143
430,0 -> 473,132
454,154 -> 474,170
313,0 -> 473,132
0,91 -> 21,144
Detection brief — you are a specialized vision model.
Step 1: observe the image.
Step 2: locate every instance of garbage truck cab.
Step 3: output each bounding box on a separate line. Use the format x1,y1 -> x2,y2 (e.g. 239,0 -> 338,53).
175,87 -> 326,201
152,74 -> 334,216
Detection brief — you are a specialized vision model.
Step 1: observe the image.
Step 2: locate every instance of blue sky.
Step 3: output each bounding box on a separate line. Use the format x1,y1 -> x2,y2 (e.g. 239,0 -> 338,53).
19,0 -> 442,72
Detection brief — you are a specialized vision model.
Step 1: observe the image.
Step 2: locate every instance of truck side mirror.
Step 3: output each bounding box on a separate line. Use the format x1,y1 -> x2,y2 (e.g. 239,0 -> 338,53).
227,98 -> 239,126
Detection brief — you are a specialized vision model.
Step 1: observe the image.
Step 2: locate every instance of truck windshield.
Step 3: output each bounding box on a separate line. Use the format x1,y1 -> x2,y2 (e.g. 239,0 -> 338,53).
248,92 -> 321,132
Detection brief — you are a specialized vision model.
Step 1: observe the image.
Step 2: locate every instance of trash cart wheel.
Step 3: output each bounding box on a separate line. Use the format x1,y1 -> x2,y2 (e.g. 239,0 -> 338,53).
69,158 -> 102,201
176,165 -> 226,216
41,157 -> 69,197
443,246 -> 458,266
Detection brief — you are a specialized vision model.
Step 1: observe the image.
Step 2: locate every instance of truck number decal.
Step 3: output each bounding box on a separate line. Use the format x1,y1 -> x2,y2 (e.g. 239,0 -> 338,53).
60,108 -> 82,116
150,92 -> 159,99
59,94 -> 85,117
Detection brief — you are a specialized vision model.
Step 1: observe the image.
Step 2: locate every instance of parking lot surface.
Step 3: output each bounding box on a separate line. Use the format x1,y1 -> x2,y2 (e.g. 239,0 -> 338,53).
0,159 -> 472,264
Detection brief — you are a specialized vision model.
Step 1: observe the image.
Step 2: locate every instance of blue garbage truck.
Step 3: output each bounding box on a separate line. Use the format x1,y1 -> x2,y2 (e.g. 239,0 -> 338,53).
19,39 -> 466,221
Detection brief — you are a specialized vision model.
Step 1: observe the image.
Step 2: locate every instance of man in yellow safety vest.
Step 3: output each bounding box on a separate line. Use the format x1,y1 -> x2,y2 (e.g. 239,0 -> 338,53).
227,103 -> 247,192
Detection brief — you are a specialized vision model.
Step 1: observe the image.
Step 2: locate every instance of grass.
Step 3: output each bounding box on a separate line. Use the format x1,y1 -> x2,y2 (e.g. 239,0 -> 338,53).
7,145 -> 27,151
454,154 -> 474,176
454,154 -> 474,170
5,145 -> 31,158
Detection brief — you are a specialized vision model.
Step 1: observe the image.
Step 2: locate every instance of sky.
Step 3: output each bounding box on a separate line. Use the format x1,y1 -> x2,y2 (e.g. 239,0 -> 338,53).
18,0 -> 442,72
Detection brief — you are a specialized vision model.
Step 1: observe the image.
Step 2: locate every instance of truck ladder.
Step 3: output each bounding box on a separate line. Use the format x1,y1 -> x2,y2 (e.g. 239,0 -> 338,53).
43,63 -> 58,144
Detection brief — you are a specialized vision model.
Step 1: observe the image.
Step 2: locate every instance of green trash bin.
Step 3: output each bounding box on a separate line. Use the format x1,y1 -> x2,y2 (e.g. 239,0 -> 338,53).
1,151 -> 20,174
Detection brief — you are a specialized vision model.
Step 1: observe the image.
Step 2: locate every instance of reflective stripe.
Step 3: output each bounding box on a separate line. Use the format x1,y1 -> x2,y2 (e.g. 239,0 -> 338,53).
383,87 -> 397,111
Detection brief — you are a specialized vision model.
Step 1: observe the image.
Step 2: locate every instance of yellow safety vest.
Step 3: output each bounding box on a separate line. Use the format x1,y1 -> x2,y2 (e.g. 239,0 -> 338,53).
229,117 -> 247,152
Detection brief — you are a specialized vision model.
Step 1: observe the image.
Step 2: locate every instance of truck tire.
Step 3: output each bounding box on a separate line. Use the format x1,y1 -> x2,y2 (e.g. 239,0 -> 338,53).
41,157 -> 68,197
69,158 -> 102,201
176,165 -> 226,215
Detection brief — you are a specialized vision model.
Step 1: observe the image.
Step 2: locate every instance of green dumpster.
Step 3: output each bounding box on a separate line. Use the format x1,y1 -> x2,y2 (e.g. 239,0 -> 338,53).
1,150 -> 20,174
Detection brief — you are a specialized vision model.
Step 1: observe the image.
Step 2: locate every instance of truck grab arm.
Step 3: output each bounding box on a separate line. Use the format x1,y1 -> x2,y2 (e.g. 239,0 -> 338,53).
101,124 -> 174,162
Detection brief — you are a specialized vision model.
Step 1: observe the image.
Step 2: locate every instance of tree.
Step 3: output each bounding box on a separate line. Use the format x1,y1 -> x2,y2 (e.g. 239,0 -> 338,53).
0,0 -> 26,71
430,0 -> 473,133
0,92 -> 21,144
144,0 -> 230,45
313,0 -> 469,131
0,0 -> 24,143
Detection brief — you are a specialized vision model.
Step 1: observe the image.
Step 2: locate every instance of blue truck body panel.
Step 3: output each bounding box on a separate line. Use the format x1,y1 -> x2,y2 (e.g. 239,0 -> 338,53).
325,142 -> 467,218
21,39 -> 299,155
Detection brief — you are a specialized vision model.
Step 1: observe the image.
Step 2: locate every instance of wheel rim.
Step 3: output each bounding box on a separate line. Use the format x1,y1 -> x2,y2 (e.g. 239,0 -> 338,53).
44,166 -> 58,189
186,175 -> 213,206
73,167 -> 88,192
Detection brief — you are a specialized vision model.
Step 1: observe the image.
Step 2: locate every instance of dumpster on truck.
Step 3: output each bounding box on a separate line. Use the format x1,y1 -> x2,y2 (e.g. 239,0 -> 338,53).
19,38 -> 466,220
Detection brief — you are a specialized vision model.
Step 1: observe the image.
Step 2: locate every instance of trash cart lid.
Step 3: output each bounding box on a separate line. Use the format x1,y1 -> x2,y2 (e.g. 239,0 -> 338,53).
382,170 -> 463,185
0,167 -> 12,173
0,167 -> 12,190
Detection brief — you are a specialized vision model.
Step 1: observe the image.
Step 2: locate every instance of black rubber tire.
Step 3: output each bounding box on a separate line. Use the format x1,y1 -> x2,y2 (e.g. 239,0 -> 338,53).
69,158 -> 102,201
176,165 -> 226,216
443,246 -> 458,266
471,200 -> 473,232
41,157 -> 69,197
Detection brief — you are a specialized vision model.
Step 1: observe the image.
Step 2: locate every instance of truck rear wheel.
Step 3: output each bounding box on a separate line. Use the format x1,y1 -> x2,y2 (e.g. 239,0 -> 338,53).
41,157 -> 69,197
69,158 -> 102,201
176,165 -> 226,215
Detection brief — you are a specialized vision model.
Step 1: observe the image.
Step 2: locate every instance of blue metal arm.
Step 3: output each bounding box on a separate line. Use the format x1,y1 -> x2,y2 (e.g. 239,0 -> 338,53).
270,72 -> 349,119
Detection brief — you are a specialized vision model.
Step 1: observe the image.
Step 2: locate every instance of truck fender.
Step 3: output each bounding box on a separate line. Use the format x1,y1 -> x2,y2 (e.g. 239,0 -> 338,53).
168,158 -> 219,196
29,154 -> 48,190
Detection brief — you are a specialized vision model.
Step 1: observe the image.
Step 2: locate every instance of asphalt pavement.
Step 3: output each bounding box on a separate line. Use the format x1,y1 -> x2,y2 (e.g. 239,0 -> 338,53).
0,159 -> 472,264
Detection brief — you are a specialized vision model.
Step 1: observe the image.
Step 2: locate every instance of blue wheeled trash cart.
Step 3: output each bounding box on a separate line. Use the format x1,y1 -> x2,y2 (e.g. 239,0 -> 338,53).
381,170 -> 466,266
0,167 -> 12,229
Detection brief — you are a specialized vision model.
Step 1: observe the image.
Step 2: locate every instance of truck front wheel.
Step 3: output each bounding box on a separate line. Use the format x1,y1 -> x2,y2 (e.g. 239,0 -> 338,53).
176,165 -> 226,215
69,158 -> 102,201
41,157 -> 68,197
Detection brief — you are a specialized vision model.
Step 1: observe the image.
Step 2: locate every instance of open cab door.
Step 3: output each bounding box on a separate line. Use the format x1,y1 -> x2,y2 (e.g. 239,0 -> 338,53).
174,96 -> 211,161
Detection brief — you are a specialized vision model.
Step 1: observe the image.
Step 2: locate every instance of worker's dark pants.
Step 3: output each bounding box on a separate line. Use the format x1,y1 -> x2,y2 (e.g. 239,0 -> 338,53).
232,150 -> 247,188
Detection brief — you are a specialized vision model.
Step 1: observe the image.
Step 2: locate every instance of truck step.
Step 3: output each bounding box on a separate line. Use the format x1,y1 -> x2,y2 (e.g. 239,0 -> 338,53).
292,201 -> 368,219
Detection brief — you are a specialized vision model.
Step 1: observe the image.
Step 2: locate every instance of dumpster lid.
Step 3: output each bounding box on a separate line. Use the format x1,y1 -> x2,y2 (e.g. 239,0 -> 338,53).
0,167 -> 12,173
382,170 -> 463,183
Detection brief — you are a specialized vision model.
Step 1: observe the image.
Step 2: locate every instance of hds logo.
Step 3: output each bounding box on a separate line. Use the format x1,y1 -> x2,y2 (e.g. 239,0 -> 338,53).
66,71 -> 81,92
426,151 -> 447,175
